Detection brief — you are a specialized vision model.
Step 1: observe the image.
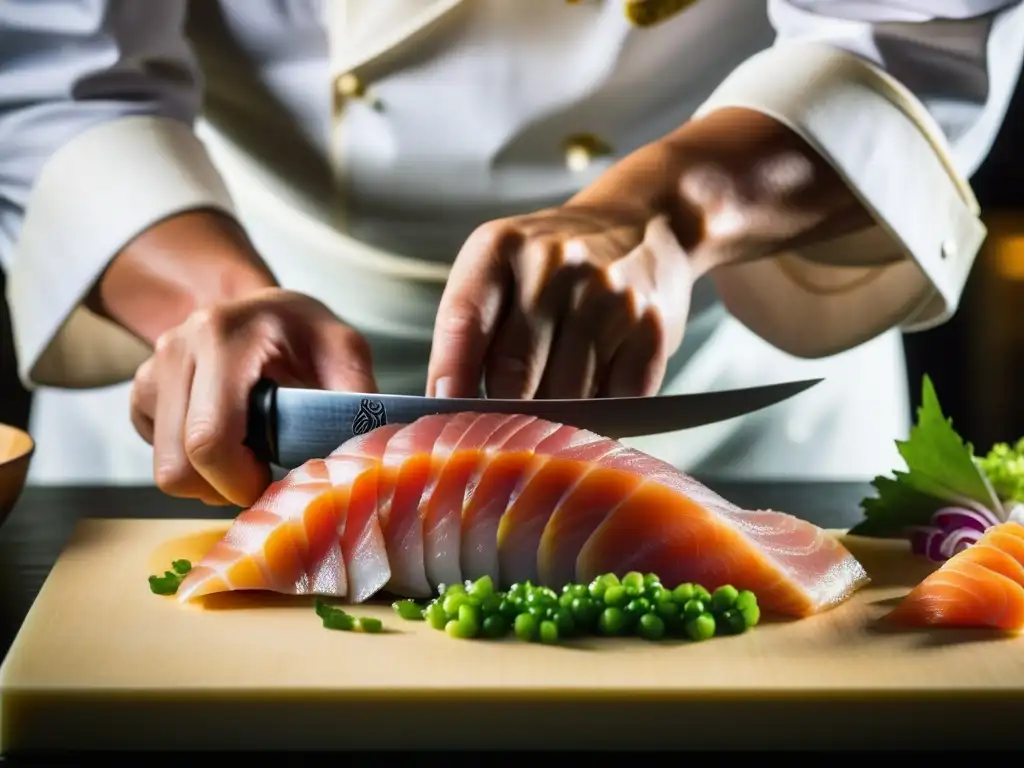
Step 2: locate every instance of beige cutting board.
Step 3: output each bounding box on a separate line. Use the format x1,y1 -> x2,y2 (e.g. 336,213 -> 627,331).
1,518 -> 1023,752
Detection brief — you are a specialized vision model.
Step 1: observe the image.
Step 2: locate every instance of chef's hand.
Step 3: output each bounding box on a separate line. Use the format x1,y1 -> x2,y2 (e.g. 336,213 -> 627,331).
130,288 -> 377,508
426,205 -> 694,400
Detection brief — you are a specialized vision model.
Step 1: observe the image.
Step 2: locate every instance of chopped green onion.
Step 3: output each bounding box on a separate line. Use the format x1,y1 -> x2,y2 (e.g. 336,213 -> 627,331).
392,600 -> 424,621
385,574 -> 761,646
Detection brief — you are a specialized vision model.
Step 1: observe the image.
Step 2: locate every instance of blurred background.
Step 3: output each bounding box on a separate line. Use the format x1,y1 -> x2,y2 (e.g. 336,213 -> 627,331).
2,78 -> 1023,459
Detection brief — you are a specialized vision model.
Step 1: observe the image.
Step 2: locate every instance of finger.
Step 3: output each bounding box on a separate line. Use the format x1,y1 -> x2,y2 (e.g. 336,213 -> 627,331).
600,309 -> 668,398
184,332 -> 272,509
313,324 -> 379,393
427,225 -> 517,398
537,276 -> 634,399
130,357 -> 157,445
484,242 -> 571,399
151,336 -> 229,505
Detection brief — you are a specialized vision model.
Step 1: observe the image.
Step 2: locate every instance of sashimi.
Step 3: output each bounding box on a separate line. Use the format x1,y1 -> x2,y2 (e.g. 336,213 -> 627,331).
177,413 -> 869,617
885,521 -> 1024,631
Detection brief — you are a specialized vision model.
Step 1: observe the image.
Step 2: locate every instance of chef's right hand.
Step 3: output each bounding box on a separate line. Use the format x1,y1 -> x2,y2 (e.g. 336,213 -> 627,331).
129,288 -> 378,509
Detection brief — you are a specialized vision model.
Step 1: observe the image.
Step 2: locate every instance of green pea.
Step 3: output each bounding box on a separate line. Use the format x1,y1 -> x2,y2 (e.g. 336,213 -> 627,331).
322,612 -> 355,631
424,602 -> 448,630
479,594 -> 502,616
588,579 -> 607,600
571,583 -> 588,599
655,600 -> 680,622
643,573 -> 661,589
735,590 -> 758,611
740,603 -> 761,628
625,597 -> 651,620
445,618 -> 476,639
458,603 -> 480,633
600,573 -> 621,588
622,571 -> 645,592
683,599 -> 705,621
499,599 -> 519,620
571,597 -> 601,628
646,585 -> 670,603
710,585 -> 740,614
598,607 -> 628,636
693,585 -> 712,603
558,591 -> 575,609
552,608 -> 576,636
441,582 -> 466,597
442,593 -> 468,618
468,575 -> 495,599
637,613 -> 666,641
719,608 -> 747,636
528,605 -> 546,621
482,615 -> 509,639
392,600 -> 424,621
603,585 -> 628,607
672,583 -> 696,604
685,613 -> 716,642
525,591 -> 549,609
539,620 -> 560,644
508,583 -> 526,599
514,612 -> 538,642
355,617 -> 383,633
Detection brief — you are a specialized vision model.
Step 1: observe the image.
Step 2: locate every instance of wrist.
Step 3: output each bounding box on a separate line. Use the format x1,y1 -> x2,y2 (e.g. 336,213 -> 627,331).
86,209 -> 279,345
566,136 -> 713,276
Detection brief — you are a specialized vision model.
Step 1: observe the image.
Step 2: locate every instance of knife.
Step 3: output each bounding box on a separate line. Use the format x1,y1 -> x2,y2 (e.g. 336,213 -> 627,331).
244,378 -> 823,470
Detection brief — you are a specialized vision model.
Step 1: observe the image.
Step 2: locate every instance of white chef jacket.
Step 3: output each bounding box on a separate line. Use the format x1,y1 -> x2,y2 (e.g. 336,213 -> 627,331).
1,0 -> 1021,487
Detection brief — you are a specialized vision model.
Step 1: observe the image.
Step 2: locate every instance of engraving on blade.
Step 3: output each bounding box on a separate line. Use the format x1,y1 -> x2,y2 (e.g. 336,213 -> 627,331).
352,398 -> 388,436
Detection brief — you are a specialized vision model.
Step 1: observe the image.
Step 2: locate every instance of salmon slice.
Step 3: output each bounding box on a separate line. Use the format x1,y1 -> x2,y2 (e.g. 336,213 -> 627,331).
885,521 -> 1024,631
176,459 -> 346,602
572,451 -> 868,617
374,416 -> 450,597
179,414 -> 869,616
496,432 -> 617,586
420,413 -> 502,591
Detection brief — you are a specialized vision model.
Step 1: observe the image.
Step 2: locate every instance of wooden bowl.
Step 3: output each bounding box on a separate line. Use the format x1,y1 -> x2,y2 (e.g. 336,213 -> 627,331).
0,423 -> 34,528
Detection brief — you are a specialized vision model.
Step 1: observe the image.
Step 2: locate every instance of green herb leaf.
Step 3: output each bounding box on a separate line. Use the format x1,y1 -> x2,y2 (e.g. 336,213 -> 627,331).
978,438 -> 1024,504
850,375 -> 1000,537
148,571 -> 183,596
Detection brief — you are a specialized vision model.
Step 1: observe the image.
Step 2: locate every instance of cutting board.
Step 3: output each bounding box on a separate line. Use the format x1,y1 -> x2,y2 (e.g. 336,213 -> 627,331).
2,518 -> 1023,752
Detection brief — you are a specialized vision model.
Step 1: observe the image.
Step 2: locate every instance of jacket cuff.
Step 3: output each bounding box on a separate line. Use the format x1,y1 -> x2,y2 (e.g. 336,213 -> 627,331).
7,115 -> 236,389
692,41 -> 987,356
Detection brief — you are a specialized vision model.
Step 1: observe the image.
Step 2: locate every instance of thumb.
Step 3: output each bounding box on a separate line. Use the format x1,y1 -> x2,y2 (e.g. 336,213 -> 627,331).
314,323 -> 379,393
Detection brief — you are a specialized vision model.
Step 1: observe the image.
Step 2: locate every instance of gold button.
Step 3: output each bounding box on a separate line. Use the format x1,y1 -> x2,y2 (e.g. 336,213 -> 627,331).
336,73 -> 366,99
625,0 -> 699,28
563,133 -> 613,172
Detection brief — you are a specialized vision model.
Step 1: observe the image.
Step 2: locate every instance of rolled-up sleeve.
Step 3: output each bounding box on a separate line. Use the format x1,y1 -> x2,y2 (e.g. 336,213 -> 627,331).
694,0 -> 1024,358
0,0 -> 237,389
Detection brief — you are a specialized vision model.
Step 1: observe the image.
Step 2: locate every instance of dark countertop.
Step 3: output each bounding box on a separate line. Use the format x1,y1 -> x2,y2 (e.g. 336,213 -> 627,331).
0,481 -> 873,758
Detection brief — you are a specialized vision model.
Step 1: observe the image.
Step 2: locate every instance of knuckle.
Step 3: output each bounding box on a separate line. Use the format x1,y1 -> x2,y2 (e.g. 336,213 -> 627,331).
469,219 -> 515,251
153,460 -> 191,494
153,329 -> 181,356
183,421 -> 223,466
186,306 -> 229,338
437,303 -> 483,345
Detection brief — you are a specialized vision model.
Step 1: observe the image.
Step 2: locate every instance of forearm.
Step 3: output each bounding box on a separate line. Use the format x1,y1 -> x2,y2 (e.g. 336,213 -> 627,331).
85,209 -> 278,345
568,107 -> 876,278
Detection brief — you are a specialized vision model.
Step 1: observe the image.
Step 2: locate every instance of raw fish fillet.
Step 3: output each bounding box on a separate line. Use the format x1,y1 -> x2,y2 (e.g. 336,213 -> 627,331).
176,414 -> 869,617
885,522 -> 1024,632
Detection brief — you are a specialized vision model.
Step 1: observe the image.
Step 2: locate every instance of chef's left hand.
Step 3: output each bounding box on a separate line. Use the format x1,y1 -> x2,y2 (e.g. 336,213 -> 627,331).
426,204 -> 695,400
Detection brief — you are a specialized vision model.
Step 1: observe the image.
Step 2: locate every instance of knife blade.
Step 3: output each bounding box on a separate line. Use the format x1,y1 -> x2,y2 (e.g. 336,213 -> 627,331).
244,378 -> 823,469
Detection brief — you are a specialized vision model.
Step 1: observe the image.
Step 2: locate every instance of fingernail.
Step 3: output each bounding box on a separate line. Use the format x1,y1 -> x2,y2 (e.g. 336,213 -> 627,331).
434,377 -> 453,399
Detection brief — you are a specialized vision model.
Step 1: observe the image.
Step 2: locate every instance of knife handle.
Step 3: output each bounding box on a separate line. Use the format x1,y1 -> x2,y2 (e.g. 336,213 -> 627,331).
244,378 -> 279,466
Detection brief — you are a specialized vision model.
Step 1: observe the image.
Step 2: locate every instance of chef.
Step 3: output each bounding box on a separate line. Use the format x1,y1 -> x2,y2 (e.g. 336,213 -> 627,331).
1,0 -> 1021,508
